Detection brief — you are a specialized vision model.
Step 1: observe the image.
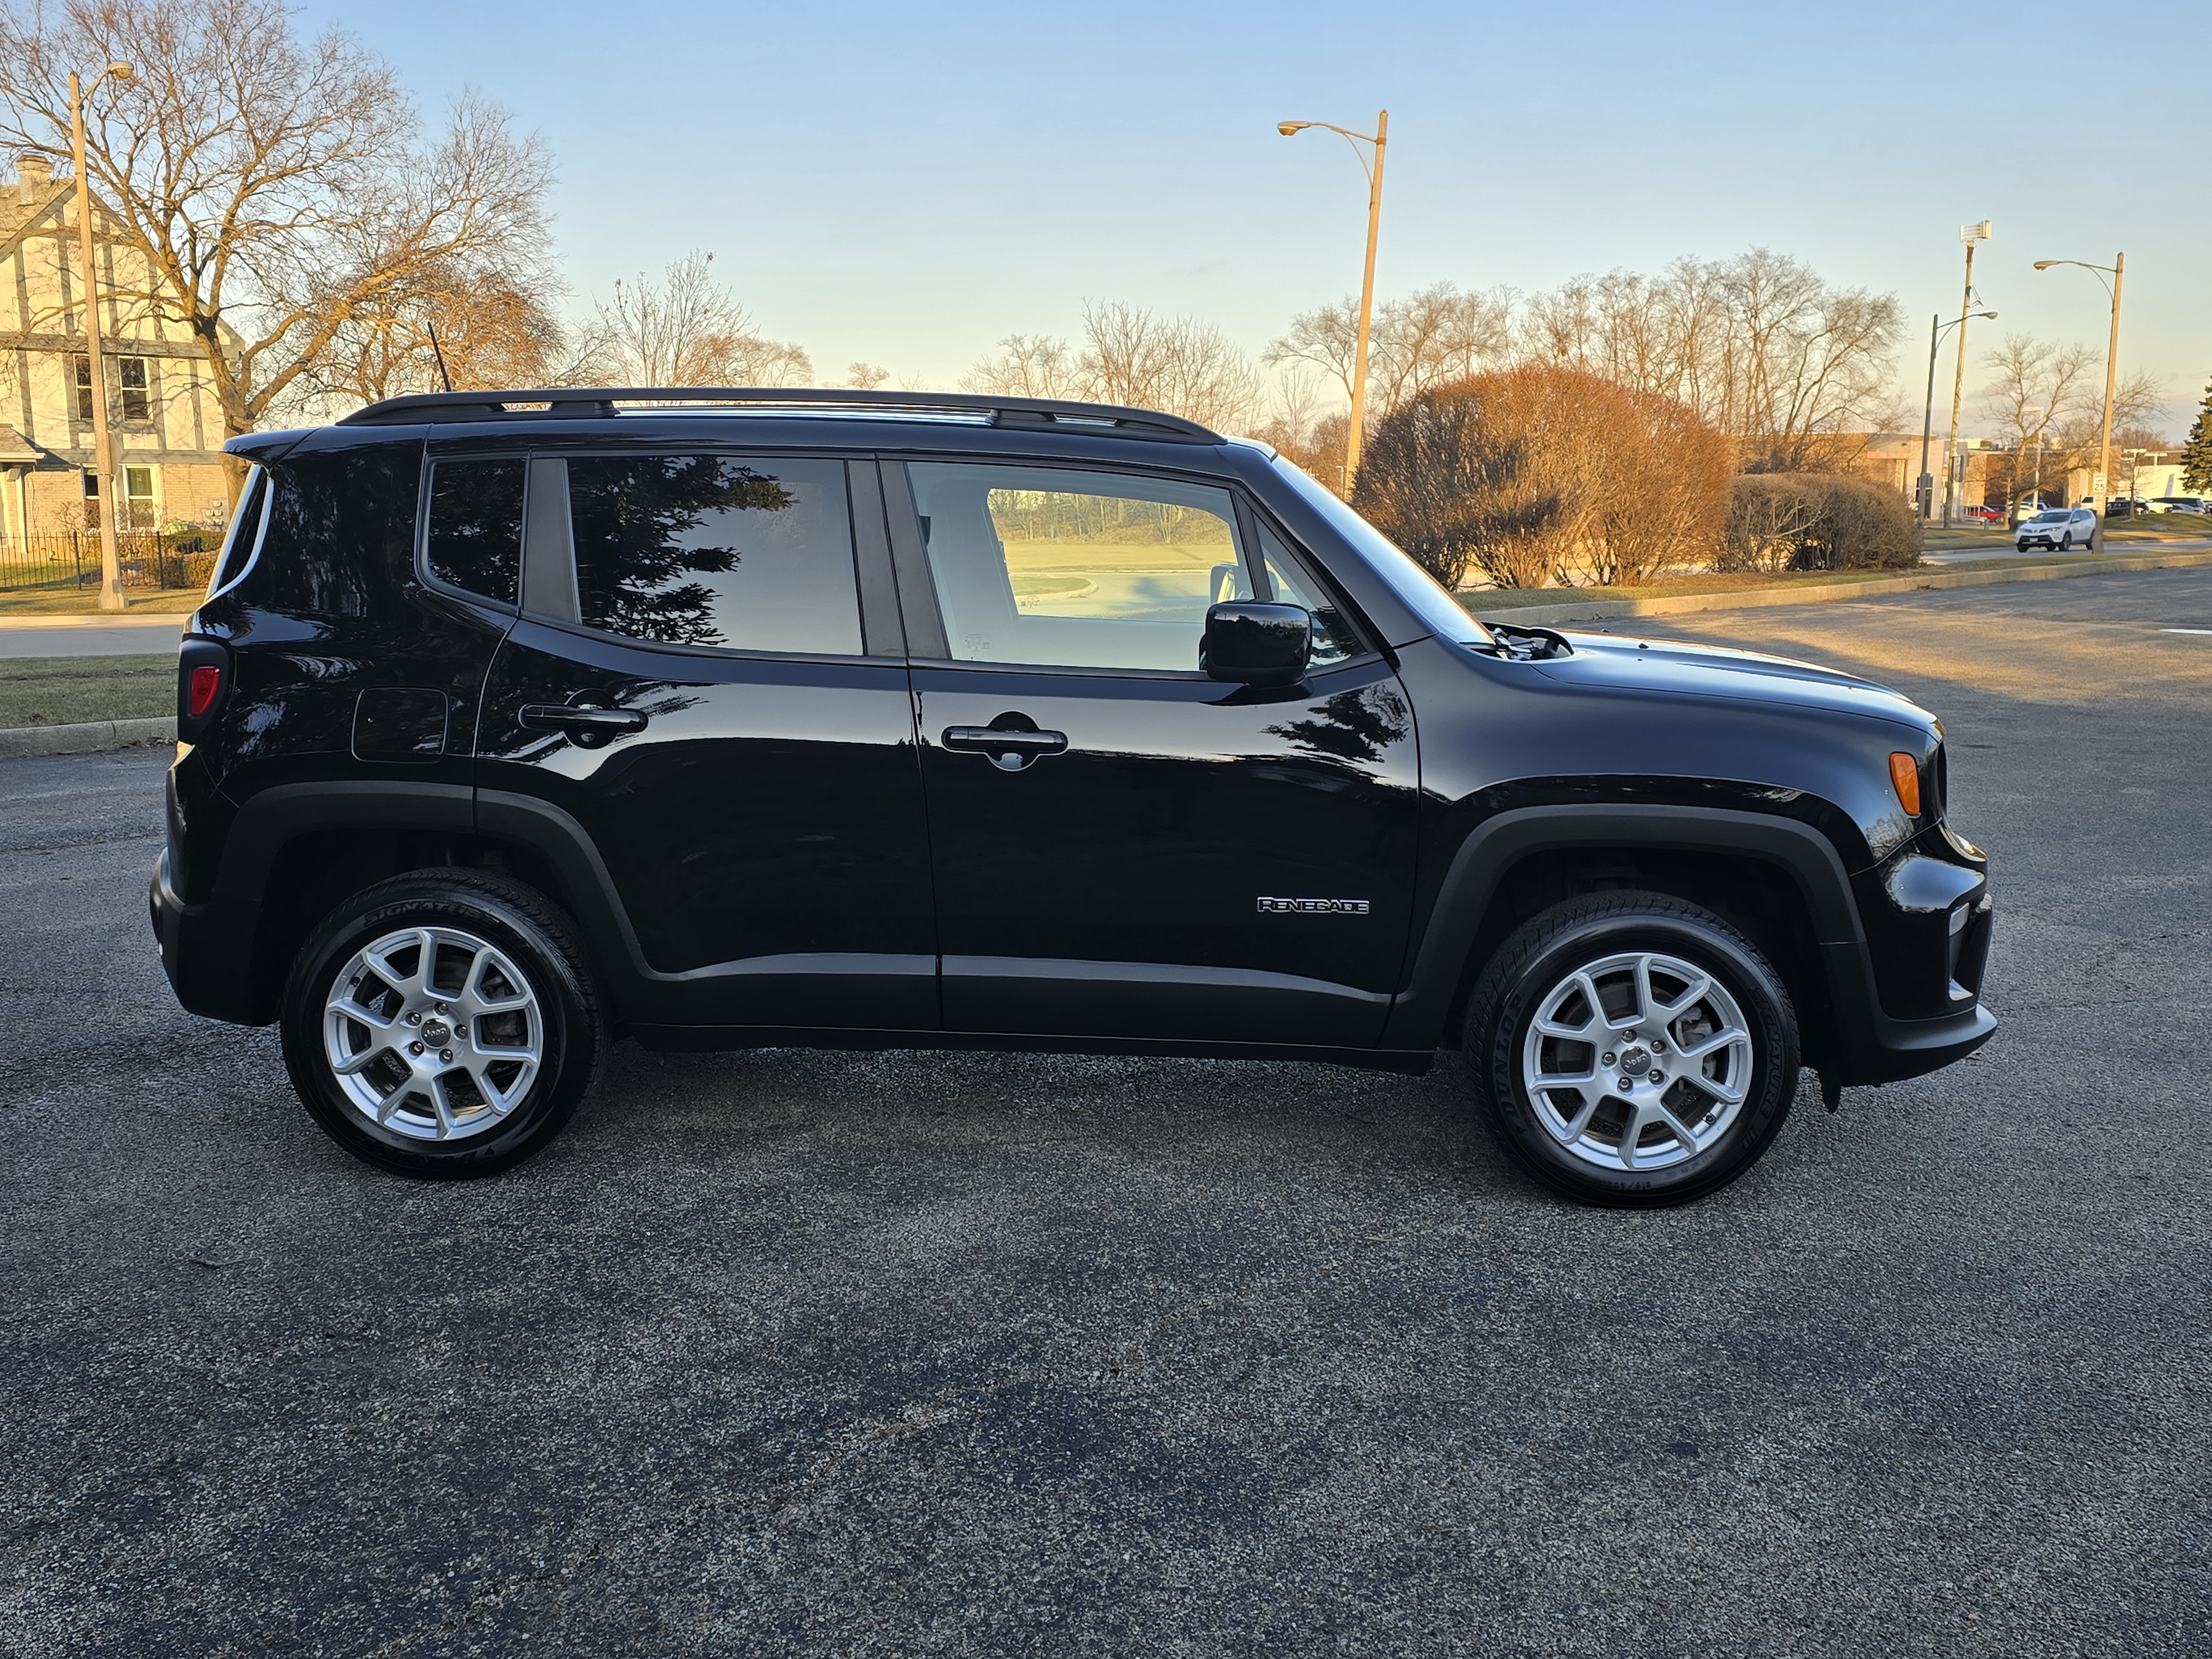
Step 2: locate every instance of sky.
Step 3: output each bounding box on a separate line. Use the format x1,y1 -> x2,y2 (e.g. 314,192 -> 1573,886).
306,0 -> 2210,435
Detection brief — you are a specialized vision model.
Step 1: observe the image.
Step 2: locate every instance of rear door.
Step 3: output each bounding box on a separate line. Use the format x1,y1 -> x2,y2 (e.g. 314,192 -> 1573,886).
476,448 -> 935,1031
891,457 -> 1421,1048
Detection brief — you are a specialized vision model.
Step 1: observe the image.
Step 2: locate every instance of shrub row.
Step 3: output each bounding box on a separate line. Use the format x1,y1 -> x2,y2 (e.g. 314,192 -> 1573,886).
1347,365 -> 1921,587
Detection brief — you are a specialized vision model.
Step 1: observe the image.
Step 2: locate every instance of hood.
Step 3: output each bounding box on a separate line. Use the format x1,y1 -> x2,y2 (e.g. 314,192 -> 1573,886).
1533,631 -> 1938,738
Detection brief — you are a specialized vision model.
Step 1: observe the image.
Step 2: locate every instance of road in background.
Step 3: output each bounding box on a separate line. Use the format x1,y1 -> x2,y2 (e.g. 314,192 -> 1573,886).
0,612 -> 189,659
3,570 -> 2209,1655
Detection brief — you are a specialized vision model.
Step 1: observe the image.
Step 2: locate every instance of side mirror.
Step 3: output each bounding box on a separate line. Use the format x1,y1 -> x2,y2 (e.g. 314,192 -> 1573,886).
1202,601 -> 1311,686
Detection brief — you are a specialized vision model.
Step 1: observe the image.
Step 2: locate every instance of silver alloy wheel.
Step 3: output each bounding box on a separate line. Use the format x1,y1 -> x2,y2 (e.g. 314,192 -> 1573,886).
322,925 -> 544,1141
1520,949 -> 1754,1172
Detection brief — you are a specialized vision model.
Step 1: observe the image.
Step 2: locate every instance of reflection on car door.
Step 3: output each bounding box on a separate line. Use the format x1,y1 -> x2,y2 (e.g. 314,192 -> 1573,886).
476,451 -> 936,1032
893,458 -> 1421,1048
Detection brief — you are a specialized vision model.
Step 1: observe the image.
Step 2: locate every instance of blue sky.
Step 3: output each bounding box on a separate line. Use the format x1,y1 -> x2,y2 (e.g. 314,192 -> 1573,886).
314,0 -> 2209,431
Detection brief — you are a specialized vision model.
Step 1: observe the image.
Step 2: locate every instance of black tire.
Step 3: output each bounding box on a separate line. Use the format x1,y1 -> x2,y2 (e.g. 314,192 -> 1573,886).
2061,531 -> 2073,550
281,870 -> 606,1179
1462,891 -> 1799,1207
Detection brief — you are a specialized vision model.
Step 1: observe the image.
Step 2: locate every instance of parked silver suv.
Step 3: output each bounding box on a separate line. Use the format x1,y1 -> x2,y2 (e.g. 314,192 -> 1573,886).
2015,507 -> 2098,552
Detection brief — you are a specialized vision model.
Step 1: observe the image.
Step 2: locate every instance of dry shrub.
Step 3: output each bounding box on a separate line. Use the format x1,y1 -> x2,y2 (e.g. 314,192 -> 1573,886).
1721,474 -> 1920,573
1353,365 -> 1730,588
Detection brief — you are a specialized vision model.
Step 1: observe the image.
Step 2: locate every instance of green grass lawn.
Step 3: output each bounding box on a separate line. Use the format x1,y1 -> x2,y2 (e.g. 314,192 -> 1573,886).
0,654 -> 174,728
0,586 -> 205,617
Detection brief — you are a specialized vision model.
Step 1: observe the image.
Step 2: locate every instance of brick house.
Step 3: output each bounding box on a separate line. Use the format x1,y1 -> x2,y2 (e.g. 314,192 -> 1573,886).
1,150 -> 233,548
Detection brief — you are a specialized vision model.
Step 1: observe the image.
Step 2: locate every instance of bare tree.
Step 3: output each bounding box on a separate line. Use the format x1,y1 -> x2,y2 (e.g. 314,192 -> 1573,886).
846,362 -> 889,390
1266,282 -> 1513,416
1973,333 -> 2099,508
966,307 -> 1265,430
1514,251 -> 1903,467
1721,249 -> 1902,469
0,0 -> 556,488
592,251 -> 811,387
1249,367 -> 1349,493
961,333 -> 1081,399
1076,301 -> 1264,430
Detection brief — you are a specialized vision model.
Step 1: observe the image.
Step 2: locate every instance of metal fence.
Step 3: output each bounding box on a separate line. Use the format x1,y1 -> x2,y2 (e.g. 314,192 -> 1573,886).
0,531 -> 219,595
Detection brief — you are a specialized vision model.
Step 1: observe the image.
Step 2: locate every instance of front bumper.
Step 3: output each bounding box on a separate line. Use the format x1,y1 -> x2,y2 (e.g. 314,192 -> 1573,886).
1823,825 -> 1996,1085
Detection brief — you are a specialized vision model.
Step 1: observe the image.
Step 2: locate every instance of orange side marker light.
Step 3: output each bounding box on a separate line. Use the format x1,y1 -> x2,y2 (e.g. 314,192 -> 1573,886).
1889,752 -> 1921,816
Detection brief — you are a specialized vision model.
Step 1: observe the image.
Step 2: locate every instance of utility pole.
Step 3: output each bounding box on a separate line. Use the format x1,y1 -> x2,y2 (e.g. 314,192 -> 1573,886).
2033,252 -> 2124,515
2096,253 -> 2123,516
1941,221 -> 1991,529
1277,110 -> 1389,492
70,66 -> 134,611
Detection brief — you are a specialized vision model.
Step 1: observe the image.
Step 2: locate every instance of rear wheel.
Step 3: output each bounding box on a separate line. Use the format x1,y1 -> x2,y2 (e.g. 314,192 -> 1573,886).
1463,891 -> 1799,1206
281,871 -> 605,1178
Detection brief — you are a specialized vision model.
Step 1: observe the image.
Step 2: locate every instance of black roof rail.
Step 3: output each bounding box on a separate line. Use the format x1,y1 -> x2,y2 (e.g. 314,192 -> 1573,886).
332,386 -> 1225,444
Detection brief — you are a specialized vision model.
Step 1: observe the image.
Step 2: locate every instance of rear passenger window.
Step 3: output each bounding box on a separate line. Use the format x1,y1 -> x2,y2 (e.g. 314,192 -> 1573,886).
426,460 -> 525,605
567,456 -> 860,654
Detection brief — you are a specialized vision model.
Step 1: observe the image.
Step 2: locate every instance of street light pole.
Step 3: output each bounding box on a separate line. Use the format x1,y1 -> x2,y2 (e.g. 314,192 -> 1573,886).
2033,253 -> 2124,514
1277,111 -> 1388,491
1919,313 -> 1940,520
1919,304 -> 1995,523
1942,221 -> 1992,529
68,61 -> 134,612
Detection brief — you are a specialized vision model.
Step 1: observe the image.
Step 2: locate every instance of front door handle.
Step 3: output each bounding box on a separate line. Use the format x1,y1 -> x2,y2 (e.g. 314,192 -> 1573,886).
942,723 -> 1068,772
519,703 -> 648,748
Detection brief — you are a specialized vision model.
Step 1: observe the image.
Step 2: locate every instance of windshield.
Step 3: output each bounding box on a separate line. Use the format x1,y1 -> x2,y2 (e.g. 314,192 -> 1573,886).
1270,457 -> 1494,649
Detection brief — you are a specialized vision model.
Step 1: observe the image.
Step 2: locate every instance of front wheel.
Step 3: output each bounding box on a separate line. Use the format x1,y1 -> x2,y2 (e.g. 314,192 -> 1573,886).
281,870 -> 606,1178
1463,891 -> 1800,1207
2061,531 -> 2074,550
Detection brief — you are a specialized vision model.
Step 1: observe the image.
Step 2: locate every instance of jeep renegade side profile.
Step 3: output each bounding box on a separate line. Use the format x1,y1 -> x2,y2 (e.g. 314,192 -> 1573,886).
151,388 -> 1995,1206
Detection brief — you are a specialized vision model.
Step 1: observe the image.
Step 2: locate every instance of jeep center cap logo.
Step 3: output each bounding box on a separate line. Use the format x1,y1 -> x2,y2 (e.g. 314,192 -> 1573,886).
1257,897 -> 1371,915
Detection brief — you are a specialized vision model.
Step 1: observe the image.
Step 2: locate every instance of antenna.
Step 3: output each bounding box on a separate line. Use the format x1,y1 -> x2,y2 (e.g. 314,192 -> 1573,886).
425,319 -> 453,394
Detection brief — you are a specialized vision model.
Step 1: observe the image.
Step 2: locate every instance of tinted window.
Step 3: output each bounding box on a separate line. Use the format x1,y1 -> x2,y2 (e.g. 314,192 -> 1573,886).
568,455 -> 860,653
425,460 -> 525,605
254,443 -> 419,617
1256,521 -> 1359,668
1270,455 -> 1495,649
907,462 -> 1256,671
206,467 -> 267,596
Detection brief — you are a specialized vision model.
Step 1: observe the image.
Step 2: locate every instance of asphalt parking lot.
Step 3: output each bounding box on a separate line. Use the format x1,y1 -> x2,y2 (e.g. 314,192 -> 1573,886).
4,569 -> 2209,1657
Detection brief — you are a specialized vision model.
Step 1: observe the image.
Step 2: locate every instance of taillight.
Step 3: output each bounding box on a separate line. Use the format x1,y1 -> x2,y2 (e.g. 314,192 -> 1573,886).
176,637 -> 231,743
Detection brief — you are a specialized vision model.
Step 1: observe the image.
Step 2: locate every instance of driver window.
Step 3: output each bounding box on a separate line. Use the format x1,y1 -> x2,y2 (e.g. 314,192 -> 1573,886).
907,463 -> 1258,671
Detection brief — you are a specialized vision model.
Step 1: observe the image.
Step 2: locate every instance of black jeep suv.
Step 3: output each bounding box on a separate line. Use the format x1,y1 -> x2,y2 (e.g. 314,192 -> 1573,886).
150,388 -> 1995,1204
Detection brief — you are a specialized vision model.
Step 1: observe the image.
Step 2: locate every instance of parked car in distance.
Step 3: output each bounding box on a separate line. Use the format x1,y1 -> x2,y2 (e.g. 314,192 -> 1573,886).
2103,497 -> 2151,518
151,387 -> 1996,1208
2151,495 -> 2209,514
1959,505 -> 2004,524
2016,507 -> 2099,550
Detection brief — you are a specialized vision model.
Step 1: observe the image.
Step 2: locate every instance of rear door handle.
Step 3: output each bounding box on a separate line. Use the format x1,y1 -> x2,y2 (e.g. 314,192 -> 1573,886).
519,703 -> 648,748
942,724 -> 1068,771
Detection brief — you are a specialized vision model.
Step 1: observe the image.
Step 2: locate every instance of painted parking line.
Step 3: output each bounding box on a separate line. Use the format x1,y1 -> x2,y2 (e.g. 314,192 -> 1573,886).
2161,628 -> 2212,635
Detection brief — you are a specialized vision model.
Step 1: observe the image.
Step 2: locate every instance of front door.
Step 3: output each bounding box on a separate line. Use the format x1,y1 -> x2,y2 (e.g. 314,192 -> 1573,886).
476,448 -> 935,1031
895,458 -> 1420,1047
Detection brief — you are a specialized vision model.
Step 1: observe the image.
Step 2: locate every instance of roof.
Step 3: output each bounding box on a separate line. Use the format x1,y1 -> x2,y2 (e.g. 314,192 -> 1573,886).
333,387 -> 1225,445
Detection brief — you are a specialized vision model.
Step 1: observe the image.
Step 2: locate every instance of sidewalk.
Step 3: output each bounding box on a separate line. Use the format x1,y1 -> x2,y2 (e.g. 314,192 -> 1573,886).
0,609 -> 190,659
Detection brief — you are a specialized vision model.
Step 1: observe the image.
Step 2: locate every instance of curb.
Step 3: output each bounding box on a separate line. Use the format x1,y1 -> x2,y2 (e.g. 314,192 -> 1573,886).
1467,549 -> 2212,627
0,716 -> 175,760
